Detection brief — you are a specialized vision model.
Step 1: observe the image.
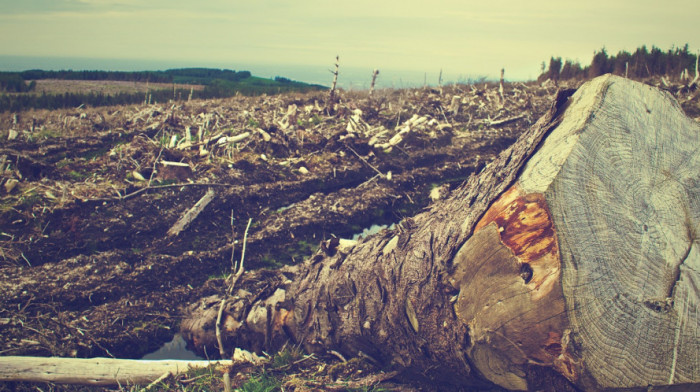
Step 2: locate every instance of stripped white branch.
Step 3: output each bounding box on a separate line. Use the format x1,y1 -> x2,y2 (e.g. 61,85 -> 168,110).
167,188 -> 216,237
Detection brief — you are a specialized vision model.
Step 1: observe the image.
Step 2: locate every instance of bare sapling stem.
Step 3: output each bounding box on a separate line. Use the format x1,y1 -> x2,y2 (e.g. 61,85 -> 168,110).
216,216 -> 251,392
369,69 -> 379,99
499,68 -> 505,105
229,210 -> 236,273
327,55 -> 340,113
691,51 -> 699,86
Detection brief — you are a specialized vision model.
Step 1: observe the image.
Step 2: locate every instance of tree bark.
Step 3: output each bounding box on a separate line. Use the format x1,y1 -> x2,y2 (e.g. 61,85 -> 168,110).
182,75 -> 700,390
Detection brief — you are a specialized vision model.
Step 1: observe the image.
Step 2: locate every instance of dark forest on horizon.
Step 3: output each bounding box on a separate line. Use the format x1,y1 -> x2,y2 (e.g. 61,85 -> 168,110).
0,68 -> 326,111
539,44 -> 698,82
1,44 -> 698,112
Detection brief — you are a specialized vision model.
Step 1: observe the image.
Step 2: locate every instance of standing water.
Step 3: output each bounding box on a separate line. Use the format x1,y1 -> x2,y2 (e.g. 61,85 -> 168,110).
141,333 -> 204,360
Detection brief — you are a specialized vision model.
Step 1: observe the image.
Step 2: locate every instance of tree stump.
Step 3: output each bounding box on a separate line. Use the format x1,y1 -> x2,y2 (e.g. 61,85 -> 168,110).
182,74 -> 700,391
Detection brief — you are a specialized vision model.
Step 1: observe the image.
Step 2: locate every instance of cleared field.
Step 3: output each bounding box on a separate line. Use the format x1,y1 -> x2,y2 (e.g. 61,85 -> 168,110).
30,79 -> 204,95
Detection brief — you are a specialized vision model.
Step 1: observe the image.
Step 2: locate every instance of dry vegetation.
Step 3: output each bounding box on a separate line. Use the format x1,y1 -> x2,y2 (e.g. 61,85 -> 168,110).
0,76 -> 698,391
29,79 -> 205,96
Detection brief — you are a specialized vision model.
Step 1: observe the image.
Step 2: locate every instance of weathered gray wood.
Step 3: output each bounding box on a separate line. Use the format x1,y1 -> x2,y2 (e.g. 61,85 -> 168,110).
167,188 -> 216,237
520,74 -> 700,389
0,356 -> 231,385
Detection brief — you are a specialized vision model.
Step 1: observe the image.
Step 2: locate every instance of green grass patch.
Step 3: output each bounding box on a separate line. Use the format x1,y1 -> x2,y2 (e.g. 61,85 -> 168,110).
238,372 -> 281,392
67,170 -> 89,180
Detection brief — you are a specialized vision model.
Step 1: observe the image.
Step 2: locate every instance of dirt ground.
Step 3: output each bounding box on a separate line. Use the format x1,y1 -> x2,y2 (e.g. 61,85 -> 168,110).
1,77 -> 698,390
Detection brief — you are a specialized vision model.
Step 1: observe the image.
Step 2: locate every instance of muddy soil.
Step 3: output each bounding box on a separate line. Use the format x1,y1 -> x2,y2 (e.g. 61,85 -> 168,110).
1,78 -> 697,389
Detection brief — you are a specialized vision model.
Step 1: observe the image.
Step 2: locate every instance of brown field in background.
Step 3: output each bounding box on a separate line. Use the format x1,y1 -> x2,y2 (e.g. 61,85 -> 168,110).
30,79 -> 205,95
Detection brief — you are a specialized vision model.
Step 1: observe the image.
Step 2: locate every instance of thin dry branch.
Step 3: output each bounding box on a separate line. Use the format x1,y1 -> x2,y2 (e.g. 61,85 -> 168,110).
327,55 -> 340,112
345,145 -> 385,178
216,217 -> 252,392
369,69 -> 380,98
691,51 -> 699,87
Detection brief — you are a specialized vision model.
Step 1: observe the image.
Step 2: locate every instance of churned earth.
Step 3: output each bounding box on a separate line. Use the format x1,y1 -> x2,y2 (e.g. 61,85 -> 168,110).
1,77 -> 697,390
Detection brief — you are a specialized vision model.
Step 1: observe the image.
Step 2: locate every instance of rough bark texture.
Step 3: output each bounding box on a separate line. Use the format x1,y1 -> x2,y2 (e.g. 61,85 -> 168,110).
181,88 -> 569,389
182,75 -> 700,390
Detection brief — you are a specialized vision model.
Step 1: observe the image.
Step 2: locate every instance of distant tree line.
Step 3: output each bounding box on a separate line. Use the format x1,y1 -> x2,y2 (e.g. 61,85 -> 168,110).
0,67 -> 327,112
539,44 -> 698,82
0,73 -> 36,92
10,68 -> 254,85
165,68 -> 251,84
0,89 -> 193,112
17,69 -> 173,83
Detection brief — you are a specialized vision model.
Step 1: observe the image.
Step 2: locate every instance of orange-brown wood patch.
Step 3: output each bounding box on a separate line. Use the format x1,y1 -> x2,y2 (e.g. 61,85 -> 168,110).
475,183 -> 561,299
462,182 -> 579,383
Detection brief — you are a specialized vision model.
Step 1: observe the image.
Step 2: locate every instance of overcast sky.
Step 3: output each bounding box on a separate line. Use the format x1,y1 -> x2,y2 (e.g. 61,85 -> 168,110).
0,0 -> 698,83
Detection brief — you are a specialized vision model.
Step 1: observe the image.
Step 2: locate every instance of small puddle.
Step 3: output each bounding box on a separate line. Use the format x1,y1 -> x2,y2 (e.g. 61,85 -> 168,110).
141,333 -> 204,360
348,223 -> 395,241
276,202 -> 296,213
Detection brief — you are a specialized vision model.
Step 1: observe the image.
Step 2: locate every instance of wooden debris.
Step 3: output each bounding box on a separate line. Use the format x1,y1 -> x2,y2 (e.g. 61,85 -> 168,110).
487,114 -> 526,127
0,356 -> 232,386
4,179 -> 18,193
167,188 -> 216,237
132,171 -> 146,182
450,95 -> 461,115
217,132 -> 250,145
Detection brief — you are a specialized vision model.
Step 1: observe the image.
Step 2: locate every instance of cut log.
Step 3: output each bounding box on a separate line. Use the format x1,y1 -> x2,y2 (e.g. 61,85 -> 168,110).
0,356 -> 231,386
182,75 -> 700,391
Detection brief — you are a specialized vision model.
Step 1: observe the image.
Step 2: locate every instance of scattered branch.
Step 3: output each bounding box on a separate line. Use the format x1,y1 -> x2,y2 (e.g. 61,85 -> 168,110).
345,145 -> 385,178
166,188 -> 216,237
216,217 -> 252,392
0,357 -> 231,386
487,114 -> 526,127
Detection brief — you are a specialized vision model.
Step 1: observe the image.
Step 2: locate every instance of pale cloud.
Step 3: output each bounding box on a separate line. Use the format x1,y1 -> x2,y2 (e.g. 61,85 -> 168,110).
0,0 -> 698,81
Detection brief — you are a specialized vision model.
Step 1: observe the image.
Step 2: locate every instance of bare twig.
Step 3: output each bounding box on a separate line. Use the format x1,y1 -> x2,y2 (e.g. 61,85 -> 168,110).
691,51 -> 699,87
345,145 -> 385,178
143,371 -> 171,391
216,217 -> 252,392
487,114 -> 525,127
89,182 -> 235,202
327,55 -> 340,113
369,69 -> 379,99
229,210 -> 236,271
499,68 -> 505,105
328,350 -> 347,363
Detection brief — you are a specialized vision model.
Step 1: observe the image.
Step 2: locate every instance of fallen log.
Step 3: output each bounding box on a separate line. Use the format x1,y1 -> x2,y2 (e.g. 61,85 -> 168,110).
167,188 -> 216,237
0,356 -> 231,386
182,74 -> 700,390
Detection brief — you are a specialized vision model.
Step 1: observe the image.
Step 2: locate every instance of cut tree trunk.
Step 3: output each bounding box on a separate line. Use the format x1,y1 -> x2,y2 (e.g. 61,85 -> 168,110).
181,75 -> 700,391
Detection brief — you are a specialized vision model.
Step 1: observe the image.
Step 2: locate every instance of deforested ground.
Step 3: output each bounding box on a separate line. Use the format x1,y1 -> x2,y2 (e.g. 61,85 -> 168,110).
1,78 -> 698,391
